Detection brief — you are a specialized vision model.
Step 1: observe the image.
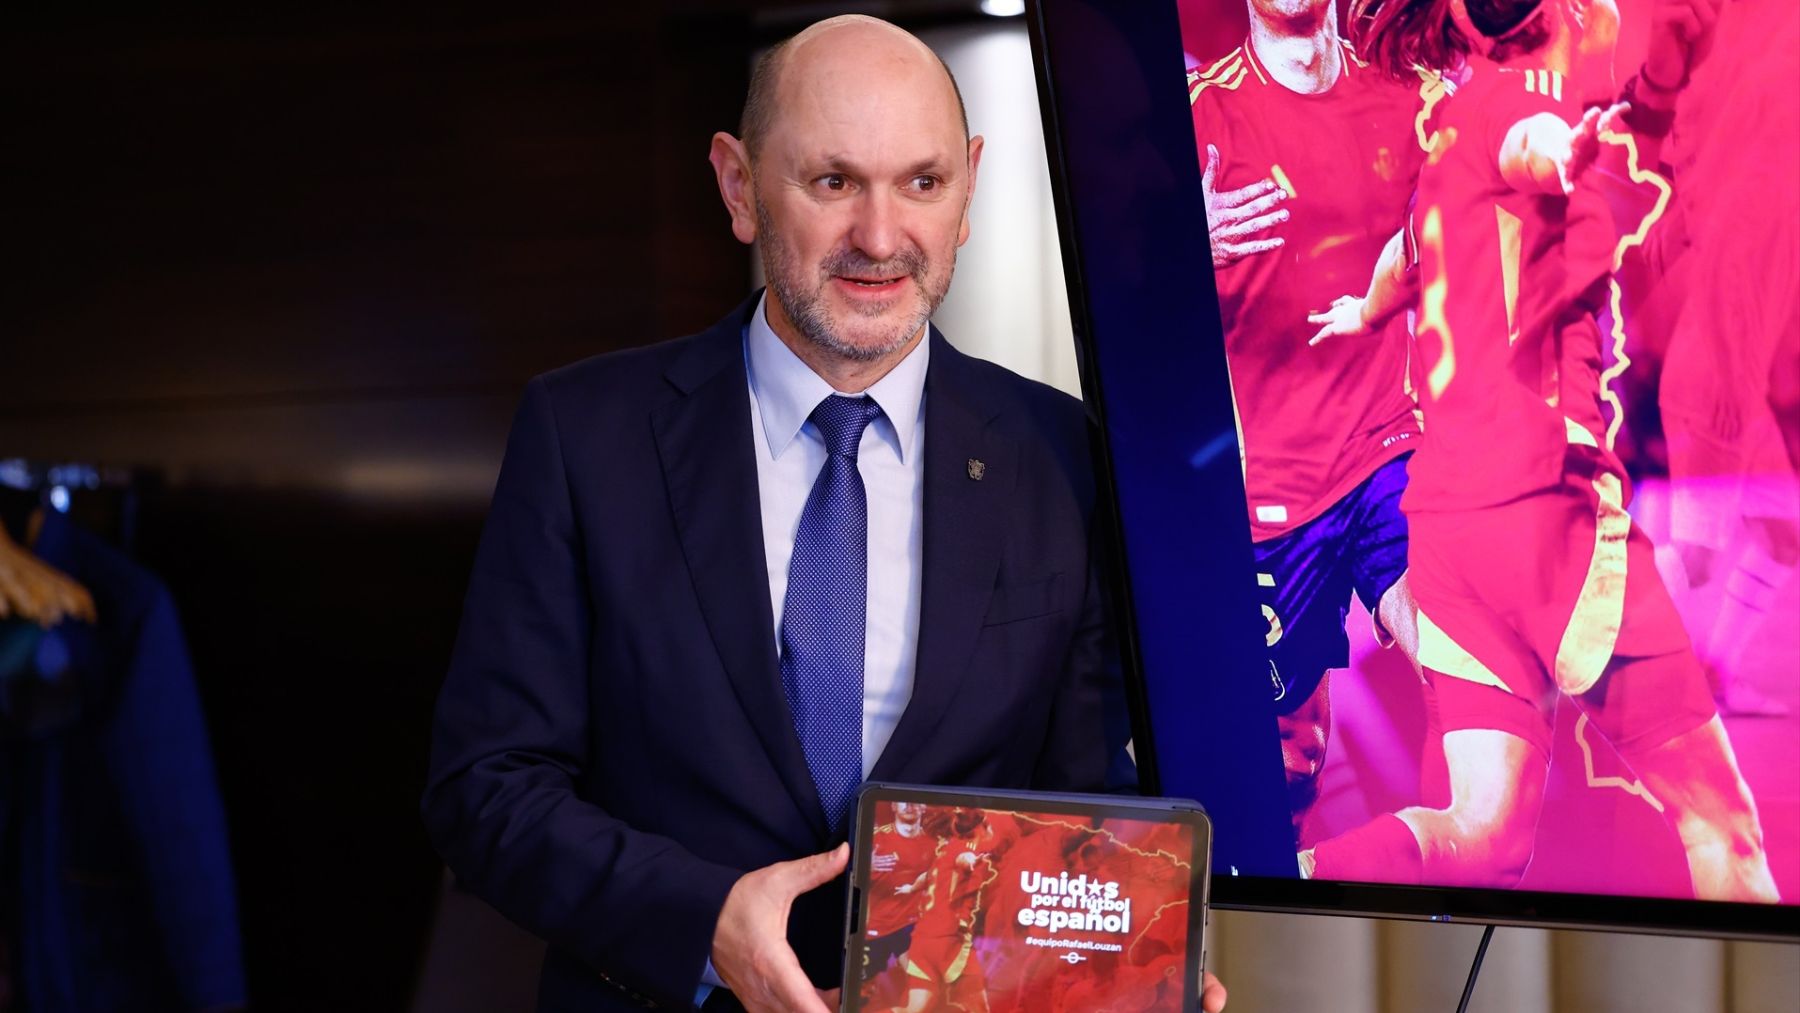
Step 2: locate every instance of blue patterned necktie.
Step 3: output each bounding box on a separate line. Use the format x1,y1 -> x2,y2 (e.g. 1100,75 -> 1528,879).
780,393 -> 882,833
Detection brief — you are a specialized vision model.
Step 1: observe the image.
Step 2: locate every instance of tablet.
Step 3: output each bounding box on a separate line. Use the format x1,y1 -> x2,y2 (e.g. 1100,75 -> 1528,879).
843,783 -> 1212,1013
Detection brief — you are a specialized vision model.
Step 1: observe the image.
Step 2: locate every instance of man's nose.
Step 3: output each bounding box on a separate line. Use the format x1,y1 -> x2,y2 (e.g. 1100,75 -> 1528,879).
848,189 -> 901,264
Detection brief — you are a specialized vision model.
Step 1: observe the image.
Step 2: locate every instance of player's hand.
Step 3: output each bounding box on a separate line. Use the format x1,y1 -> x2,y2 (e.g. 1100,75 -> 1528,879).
1562,103 -> 1632,192
1203,143 -> 1288,269
1645,0 -> 1723,91
1307,294 -> 1372,346
1202,970 -> 1229,1012
711,843 -> 848,1013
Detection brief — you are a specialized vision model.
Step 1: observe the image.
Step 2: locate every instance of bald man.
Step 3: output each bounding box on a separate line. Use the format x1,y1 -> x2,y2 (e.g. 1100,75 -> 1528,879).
423,16 -> 1228,1013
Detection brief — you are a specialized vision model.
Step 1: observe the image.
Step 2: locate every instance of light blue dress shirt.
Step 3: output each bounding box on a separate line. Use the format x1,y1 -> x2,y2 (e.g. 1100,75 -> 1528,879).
699,294 -> 929,1003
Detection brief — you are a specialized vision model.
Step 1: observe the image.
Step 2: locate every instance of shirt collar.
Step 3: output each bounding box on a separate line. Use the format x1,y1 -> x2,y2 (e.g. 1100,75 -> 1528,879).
744,291 -> 929,462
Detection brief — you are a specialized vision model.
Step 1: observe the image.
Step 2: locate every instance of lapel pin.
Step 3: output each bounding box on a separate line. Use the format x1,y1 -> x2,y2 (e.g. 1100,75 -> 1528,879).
967,458 -> 986,481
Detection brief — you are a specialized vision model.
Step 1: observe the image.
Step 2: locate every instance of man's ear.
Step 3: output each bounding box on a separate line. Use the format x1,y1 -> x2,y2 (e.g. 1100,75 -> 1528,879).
709,132 -> 758,245
958,134 -> 985,248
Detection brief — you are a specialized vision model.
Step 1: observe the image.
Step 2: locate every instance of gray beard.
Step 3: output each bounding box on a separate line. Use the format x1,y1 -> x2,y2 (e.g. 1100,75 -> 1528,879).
756,201 -> 950,362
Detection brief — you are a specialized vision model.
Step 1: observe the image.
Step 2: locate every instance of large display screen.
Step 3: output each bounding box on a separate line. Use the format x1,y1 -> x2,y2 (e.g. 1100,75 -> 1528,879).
1029,0 -> 1798,937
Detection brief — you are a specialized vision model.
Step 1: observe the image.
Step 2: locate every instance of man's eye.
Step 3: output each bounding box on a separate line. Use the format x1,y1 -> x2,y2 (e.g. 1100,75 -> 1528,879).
911,175 -> 939,192
819,174 -> 848,191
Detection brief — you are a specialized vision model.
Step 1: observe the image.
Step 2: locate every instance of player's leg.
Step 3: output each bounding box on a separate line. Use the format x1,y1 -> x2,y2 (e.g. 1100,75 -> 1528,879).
1396,725 -> 1549,887
945,953 -> 989,1013
893,947 -> 947,1013
1348,454 -> 1422,675
1345,454 -> 1446,803
1304,508 -> 1556,889
1655,409 -> 1738,593
1304,670 -> 1552,888
1278,672 -> 1331,842
1253,516 -> 1354,844
1704,416 -> 1800,715
1576,645 -> 1781,903
1655,243 -> 1748,597
1375,572 -> 1422,674
1626,714 -> 1780,902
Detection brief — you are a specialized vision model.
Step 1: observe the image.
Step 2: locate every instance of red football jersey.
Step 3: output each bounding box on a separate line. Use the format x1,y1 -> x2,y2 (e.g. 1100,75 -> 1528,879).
1190,39 -> 1436,540
1403,64 -> 1625,514
865,822 -> 941,938
913,833 -> 995,942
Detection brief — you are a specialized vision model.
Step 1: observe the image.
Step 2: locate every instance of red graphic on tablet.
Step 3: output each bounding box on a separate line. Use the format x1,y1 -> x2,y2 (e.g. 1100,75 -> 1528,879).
856,802 -> 1196,1013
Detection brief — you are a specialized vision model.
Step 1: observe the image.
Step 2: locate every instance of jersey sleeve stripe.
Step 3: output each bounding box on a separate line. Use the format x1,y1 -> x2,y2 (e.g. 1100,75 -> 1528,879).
1192,61 -> 1250,98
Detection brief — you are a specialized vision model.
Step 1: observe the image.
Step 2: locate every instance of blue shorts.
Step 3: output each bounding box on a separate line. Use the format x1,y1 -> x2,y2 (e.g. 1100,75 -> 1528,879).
1252,455 -> 1410,716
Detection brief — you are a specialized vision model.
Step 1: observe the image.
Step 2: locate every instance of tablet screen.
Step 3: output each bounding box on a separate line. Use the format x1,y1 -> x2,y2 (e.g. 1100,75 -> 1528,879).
846,789 -> 1207,1013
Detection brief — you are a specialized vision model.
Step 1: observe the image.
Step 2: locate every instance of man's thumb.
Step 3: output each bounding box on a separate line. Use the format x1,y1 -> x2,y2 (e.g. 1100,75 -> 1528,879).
784,843 -> 850,893
1203,143 -> 1220,186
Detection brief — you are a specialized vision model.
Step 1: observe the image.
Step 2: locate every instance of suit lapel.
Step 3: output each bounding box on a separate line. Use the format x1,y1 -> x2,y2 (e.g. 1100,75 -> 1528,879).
871,332 -> 1013,782
651,302 -> 829,839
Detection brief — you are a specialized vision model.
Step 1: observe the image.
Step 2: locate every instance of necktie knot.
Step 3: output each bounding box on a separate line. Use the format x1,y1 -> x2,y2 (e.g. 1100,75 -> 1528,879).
811,394 -> 882,461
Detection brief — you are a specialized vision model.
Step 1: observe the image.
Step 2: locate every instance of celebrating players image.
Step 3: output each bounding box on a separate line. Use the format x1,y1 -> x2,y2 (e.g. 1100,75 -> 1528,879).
1296,0 -> 1780,903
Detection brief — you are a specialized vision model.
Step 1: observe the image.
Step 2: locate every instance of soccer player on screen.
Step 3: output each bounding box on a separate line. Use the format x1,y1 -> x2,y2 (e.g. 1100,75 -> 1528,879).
1300,0 -> 1779,902
889,808 -> 1017,1013
859,801 -> 939,1005
1189,0 -> 1443,843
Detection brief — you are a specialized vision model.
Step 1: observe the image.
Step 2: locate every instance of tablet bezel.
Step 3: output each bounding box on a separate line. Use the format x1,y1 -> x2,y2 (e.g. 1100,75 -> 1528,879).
841,782 -> 1213,1013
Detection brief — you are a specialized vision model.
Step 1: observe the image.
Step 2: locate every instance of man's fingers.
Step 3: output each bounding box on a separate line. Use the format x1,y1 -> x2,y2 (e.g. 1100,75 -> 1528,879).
816,987 -> 842,1009
1201,971 -> 1229,1013
761,948 -> 834,1013
1216,177 -> 1282,208
1202,143 -> 1220,192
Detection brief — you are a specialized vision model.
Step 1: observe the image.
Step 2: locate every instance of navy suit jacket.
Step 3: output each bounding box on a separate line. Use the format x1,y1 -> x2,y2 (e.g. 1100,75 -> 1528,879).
422,296 -> 1124,1012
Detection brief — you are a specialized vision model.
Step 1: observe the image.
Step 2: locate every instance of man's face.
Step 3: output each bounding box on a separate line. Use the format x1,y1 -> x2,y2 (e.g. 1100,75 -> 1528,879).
751,39 -> 978,362
895,801 -> 924,825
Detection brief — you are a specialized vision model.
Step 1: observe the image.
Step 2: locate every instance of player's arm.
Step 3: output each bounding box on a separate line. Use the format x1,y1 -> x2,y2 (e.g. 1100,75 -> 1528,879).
1308,228 -> 1414,346
1497,111 -> 1584,195
894,869 -> 929,895
1614,0 -> 1724,165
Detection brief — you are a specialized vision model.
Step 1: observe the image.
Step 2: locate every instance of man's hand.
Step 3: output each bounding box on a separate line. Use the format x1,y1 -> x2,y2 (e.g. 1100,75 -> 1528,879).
1307,294 -> 1371,346
1203,143 -> 1288,269
1645,0 -> 1723,91
1201,970 -> 1229,1012
712,844 -> 849,1013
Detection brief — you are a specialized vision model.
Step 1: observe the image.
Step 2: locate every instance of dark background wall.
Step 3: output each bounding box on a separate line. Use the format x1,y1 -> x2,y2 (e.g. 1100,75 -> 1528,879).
5,8 -> 755,1010
5,5 -> 996,1008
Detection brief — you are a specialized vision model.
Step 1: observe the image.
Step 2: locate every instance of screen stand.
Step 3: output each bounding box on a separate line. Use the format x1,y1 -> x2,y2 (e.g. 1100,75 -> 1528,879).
1454,924 -> 1497,1013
